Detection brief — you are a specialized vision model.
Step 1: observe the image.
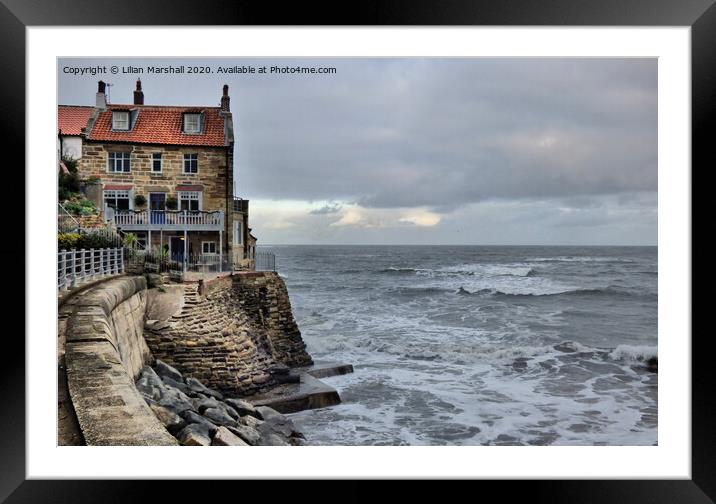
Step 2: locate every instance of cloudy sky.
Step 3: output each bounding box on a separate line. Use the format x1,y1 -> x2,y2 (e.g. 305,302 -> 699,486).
59,58 -> 657,245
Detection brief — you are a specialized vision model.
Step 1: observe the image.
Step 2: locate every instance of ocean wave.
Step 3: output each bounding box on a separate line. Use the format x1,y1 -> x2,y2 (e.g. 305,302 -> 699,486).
527,256 -> 635,263
457,285 -> 649,299
380,263 -> 536,278
609,345 -> 658,362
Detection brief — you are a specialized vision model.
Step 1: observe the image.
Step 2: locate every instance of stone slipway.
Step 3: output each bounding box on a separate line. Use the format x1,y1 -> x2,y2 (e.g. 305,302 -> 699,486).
248,361 -> 354,414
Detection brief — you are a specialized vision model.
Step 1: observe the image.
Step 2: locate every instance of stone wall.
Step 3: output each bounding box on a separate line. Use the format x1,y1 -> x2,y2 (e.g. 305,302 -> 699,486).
78,141 -> 236,253
64,276 -> 177,445
144,272 -> 312,396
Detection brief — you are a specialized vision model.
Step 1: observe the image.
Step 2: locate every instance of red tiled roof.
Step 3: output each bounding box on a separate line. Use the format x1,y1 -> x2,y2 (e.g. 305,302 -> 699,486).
58,105 -> 94,136
88,105 -> 227,147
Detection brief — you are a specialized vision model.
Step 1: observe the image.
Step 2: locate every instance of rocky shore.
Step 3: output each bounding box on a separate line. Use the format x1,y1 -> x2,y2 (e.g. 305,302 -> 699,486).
136,359 -> 305,446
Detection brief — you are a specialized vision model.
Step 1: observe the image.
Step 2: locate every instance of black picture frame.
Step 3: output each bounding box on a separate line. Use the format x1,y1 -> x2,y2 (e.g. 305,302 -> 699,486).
6,0 -> 709,501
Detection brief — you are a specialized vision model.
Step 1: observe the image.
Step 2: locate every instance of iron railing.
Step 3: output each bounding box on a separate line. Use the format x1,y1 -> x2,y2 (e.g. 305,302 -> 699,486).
57,247 -> 124,291
255,251 -> 276,272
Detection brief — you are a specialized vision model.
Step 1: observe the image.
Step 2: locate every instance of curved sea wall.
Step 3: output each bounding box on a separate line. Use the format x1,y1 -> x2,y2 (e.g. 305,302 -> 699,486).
63,276 -> 177,445
144,271 -> 313,396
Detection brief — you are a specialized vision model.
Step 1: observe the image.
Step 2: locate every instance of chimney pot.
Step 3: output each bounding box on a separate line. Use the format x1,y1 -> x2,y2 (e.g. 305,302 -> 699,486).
96,80 -> 107,110
220,84 -> 230,112
133,78 -> 144,105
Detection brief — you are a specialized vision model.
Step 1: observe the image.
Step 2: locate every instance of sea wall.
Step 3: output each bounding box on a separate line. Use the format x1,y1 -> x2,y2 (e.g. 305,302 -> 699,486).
63,276 -> 177,445
144,271 -> 312,396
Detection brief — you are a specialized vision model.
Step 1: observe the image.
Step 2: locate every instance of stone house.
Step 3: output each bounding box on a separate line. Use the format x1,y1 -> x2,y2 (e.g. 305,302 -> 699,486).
63,80 -> 252,268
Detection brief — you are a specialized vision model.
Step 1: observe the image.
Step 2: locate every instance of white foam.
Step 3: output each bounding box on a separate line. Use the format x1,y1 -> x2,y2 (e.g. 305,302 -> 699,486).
609,345 -> 658,362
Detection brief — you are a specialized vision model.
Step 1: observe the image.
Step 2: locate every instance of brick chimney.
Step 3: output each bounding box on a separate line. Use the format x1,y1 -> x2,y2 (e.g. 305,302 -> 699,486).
220,84 -> 230,112
96,80 -> 107,110
133,78 -> 144,105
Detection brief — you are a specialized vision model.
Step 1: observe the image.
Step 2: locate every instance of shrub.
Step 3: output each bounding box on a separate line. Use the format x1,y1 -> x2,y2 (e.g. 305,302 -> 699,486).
166,196 -> 178,210
58,233 -> 80,251
59,171 -> 81,197
134,194 -> 147,207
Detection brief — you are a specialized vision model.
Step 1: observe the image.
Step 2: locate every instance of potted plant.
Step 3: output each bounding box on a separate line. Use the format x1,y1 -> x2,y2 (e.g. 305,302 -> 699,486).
134,194 -> 147,208
166,196 -> 178,210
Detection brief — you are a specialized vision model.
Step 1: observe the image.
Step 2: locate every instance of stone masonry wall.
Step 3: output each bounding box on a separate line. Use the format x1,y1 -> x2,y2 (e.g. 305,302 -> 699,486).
144,272 -> 313,396
64,276 -> 177,445
78,141 -> 235,252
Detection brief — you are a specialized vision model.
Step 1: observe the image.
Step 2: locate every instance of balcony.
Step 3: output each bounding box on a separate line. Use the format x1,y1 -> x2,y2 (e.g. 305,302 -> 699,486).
110,209 -> 224,231
233,197 -> 249,214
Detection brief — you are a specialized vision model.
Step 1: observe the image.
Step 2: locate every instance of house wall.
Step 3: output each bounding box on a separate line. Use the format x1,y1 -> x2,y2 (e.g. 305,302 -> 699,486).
61,136 -> 83,160
79,141 -> 236,254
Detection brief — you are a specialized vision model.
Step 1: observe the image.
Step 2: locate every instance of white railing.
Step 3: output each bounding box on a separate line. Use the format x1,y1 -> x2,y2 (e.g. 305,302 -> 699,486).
112,210 -> 224,230
58,247 -> 124,291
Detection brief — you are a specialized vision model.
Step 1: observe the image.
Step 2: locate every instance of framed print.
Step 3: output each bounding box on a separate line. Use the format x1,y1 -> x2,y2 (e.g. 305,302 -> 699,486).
5,0 -> 711,501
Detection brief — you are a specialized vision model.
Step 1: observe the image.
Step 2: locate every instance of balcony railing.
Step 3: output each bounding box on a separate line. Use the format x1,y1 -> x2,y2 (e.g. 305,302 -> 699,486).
112,209 -> 224,231
233,198 -> 249,213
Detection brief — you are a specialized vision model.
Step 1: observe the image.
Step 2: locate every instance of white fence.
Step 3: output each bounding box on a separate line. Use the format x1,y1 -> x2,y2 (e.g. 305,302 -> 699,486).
58,247 -> 124,291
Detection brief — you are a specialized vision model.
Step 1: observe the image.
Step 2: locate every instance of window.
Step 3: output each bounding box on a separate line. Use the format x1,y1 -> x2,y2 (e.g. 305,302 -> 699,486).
178,191 -> 201,211
234,220 -> 243,245
151,153 -> 162,173
107,152 -> 131,172
112,111 -> 130,130
183,154 -> 198,174
103,190 -> 131,210
202,241 -> 217,255
183,114 -> 201,133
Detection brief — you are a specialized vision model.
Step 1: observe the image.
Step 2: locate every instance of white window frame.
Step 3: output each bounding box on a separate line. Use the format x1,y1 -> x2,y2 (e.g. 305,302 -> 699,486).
183,114 -> 201,134
234,220 -> 243,246
112,111 -> 130,130
183,153 -> 198,174
107,151 -> 131,173
201,241 -> 218,255
178,191 -> 202,211
103,189 -> 132,210
151,152 -> 163,173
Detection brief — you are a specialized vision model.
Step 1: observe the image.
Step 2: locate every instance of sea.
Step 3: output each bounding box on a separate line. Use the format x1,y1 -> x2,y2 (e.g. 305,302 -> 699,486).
266,245 -> 658,446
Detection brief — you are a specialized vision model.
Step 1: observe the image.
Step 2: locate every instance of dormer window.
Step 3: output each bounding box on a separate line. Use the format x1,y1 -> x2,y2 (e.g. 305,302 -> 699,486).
112,111 -> 130,130
183,113 -> 201,134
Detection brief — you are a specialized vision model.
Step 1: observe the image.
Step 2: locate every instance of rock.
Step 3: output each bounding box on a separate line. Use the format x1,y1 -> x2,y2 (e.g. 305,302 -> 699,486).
135,366 -> 165,401
186,377 -> 224,400
255,406 -> 283,422
646,356 -> 658,373
149,403 -> 186,435
203,407 -> 238,428
177,423 -> 212,446
157,386 -> 194,414
194,397 -> 239,420
155,359 -> 184,383
242,415 -> 264,430
162,376 -> 192,395
212,426 -> 249,446
224,398 -> 261,419
181,410 -> 219,436
227,424 -> 261,446
259,432 -> 290,446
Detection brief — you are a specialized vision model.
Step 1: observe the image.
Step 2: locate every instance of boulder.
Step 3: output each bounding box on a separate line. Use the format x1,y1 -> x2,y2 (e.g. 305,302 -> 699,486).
162,376 -> 192,395
155,360 -> 184,383
255,406 -> 283,422
227,424 -> 261,446
195,397 -> 239,420
135,366 -> 165,401
258,432 -> 290,446
177,423 -> 211,446
149,403 -> 187,435
203,407 -> 238,428
242,415 -> 264,430
225,398 -> 261,419
212,426 -> 249,446
181,410 -> 218,436
157,386 -> 194,414
186,377 -> 224,400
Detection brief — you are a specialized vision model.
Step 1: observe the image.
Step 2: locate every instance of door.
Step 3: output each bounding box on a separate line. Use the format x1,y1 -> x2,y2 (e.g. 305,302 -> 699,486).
149,193 -> 166,224
170,236 -> 184,263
